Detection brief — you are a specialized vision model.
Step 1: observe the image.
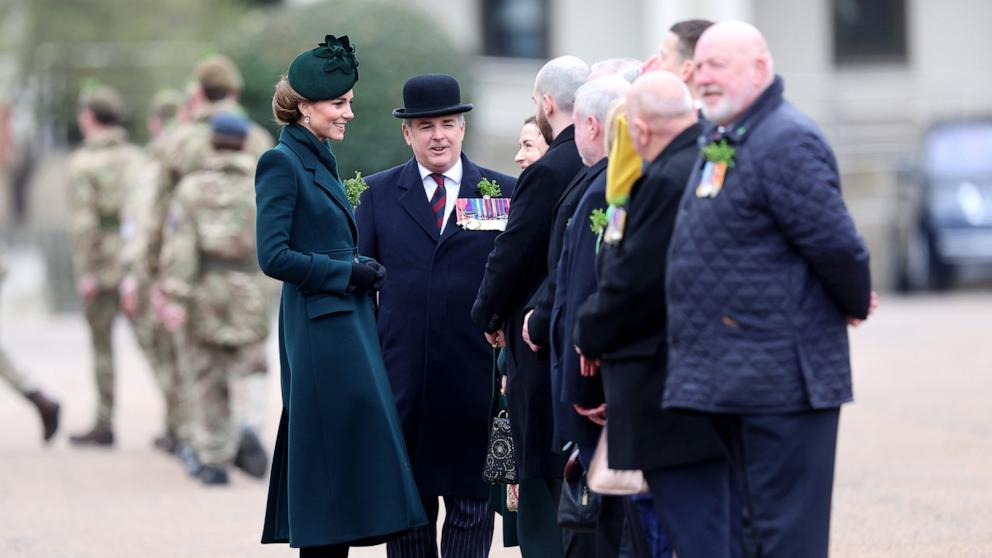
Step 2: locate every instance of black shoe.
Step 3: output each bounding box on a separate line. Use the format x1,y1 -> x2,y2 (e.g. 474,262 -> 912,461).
176,443 -> 202,476
234,427 -> 269,479
153,431 -> 178,454
198,465 -> 229,486
26,391 -> 60,443
69,425 -> 114,446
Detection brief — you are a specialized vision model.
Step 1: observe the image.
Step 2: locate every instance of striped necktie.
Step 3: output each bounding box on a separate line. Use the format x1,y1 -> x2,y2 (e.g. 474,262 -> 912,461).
429,173 -> 446,231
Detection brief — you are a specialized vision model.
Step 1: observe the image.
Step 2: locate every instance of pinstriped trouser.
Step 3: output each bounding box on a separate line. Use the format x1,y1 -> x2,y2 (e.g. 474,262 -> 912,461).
386,495 -> 495,558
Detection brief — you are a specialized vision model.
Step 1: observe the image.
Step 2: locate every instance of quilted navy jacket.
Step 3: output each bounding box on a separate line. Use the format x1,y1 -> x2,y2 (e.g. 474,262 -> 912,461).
664,76 -> 871,414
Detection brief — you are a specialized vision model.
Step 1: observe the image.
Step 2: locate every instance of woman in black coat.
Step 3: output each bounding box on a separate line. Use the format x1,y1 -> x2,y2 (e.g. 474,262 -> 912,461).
256,35 -> 426,558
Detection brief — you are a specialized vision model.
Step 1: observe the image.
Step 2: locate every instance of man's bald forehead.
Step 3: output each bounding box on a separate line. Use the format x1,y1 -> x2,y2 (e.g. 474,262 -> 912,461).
697,20 -> 770,59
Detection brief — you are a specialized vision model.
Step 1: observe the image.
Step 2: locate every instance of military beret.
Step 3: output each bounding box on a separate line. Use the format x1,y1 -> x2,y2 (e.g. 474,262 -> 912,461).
79,84 -> 125,121
288,35 -> 359,101
196,54 -> 243,94
210,112 -> 250,138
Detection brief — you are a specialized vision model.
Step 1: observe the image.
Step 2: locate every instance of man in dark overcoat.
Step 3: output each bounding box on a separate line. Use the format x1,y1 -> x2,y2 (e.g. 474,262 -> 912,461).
471,56 -> 588,555
574,72 -> 732,558
664,22 -> 875,558
356,74 -> 515,558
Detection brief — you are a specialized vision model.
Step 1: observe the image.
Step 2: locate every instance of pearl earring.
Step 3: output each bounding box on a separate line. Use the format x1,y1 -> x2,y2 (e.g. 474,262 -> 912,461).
304,114 -> 310,124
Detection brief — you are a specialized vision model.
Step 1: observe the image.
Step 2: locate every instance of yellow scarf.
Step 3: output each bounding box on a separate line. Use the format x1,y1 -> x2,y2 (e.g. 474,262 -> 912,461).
605,113 -> 643,206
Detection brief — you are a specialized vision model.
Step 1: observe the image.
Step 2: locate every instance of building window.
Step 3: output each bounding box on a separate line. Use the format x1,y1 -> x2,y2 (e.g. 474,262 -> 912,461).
482,0 -> 548,59
833,0 -> 908,64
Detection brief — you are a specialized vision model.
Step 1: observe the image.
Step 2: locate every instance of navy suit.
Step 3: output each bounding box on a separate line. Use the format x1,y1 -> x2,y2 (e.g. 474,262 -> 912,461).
548,158 -> 608,449
356,153 -> 515,558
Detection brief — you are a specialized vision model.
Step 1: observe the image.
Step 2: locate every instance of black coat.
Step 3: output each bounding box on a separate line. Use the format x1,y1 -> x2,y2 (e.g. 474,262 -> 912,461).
524,163 -> 592,347
574,123 -> 724,472
549,159 -> 609,449
357,154 -> 515,499
472,126 -> 584,480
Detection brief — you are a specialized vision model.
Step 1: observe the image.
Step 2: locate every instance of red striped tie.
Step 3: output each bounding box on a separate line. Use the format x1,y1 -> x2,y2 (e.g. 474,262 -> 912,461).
429,173 -> 446,231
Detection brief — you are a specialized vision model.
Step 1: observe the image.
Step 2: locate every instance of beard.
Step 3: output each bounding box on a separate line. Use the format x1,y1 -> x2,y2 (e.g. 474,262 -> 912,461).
535,110 -> 554,144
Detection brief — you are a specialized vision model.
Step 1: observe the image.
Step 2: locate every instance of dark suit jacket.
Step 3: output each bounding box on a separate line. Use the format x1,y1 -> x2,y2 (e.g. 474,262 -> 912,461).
257,124 -> 426,546
356,153 -> 515,499
472,126 -> 584,480
573,123 -> 724,472
549,159 -> 608,449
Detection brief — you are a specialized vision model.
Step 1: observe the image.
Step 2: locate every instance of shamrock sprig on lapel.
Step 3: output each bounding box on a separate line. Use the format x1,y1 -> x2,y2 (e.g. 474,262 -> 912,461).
702,139 -> 736,167
589,208 -> 609,254
343,171 -> 368,207
477,178 -> 502,198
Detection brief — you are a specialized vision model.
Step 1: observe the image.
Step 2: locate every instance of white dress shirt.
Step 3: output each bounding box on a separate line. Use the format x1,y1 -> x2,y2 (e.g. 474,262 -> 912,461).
417,159 -> 462,234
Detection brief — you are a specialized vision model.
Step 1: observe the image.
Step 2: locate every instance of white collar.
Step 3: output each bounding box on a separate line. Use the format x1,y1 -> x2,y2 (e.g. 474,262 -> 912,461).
417,158 -> 463,185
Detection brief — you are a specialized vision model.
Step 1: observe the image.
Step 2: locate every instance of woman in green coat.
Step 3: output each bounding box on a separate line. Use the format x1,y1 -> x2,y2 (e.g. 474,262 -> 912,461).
256,35 -> 426,557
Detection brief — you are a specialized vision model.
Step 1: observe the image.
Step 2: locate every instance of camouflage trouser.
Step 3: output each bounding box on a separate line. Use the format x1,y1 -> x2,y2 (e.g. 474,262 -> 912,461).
127,284 -> 182,433
84,289 -> 118,428
178,335 -> 267,468
0,348 -> 36,396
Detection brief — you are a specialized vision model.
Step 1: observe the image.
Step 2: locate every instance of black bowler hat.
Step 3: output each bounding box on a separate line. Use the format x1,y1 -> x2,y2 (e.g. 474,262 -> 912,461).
392,74 -> 474,119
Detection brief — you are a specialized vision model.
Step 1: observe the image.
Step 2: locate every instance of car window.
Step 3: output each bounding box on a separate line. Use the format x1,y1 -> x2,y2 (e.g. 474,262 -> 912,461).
924,123 -> 992,177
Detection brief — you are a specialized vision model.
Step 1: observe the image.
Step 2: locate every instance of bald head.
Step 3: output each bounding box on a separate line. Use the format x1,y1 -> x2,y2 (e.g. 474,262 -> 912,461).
627,71 -> 697,161
534,56 -> 590,115
694,21 -> 775,126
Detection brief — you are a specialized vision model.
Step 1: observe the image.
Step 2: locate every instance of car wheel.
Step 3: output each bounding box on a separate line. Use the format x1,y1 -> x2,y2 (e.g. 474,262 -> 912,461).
905,226 -> 953,291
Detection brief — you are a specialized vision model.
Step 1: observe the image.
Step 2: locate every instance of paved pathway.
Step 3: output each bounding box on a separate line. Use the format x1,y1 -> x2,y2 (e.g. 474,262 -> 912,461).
1,287 -> 991,556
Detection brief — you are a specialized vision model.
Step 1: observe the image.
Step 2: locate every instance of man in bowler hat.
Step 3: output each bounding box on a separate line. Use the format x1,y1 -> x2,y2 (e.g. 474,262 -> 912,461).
356,74 -> 516,558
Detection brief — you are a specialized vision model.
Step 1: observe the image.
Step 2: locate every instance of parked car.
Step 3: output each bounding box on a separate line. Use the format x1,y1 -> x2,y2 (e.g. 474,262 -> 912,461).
892,117 -> 992,291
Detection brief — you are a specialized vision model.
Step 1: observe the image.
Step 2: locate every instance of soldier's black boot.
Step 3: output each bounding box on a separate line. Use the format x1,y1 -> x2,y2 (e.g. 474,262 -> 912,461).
176,442 -> 203,476
25,390 -> 60,443
69,424 -> 114,446
198,465 -> 229,486
234,427 -> 269,479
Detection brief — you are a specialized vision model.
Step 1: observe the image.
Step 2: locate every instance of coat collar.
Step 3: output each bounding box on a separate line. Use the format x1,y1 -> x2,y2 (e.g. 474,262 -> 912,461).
650,121 -> 703,170
278,124 -> 356,238
547,125 -> 575,153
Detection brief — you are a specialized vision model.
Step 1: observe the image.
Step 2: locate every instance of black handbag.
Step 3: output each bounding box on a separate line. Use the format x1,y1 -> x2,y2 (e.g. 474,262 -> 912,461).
557,444 -> 601,533
483,348 -> 518,484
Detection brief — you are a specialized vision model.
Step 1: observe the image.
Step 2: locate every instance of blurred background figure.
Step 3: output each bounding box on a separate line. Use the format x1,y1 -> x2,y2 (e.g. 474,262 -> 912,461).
65,84 -> 146,447
514,115 -> 549,170
151,54 -> 272,473
157,112 -> 270,486
0,241 -> 60,443
118,88 -> 186,455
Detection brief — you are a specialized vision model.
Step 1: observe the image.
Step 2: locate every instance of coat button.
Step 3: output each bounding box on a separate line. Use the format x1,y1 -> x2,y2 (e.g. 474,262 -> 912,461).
721,315 -> 739,328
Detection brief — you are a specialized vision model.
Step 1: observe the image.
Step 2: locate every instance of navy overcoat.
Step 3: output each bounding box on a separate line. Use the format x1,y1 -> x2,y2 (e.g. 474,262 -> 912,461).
356,154 -> 515,499
256,124 -> 426,548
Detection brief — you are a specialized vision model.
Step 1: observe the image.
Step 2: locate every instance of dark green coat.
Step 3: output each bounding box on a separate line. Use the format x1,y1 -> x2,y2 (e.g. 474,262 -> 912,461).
256,124 -> 426,548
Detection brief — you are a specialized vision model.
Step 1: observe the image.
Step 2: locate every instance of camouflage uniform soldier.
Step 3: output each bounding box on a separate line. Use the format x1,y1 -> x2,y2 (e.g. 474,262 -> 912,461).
0,242 -> 61,442
119,89 -> 184,452
158,113 -> 271,485
66,84 -> 145,446
152,55 -> 272,471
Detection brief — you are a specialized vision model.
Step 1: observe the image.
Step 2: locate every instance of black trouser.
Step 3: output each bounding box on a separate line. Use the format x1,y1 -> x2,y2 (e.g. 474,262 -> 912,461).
711,409 -> 841,558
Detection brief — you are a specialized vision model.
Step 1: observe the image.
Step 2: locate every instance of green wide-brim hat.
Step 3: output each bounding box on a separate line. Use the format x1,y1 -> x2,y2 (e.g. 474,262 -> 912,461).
288,34 -> 359,101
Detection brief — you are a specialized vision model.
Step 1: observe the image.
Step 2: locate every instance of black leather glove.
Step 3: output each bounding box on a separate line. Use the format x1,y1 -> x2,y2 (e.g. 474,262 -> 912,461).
349,261 -> 387,293
349,262 -> 377,292
366,260 -> 387,291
